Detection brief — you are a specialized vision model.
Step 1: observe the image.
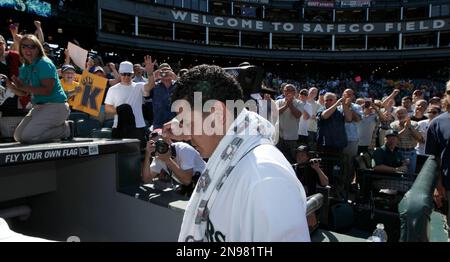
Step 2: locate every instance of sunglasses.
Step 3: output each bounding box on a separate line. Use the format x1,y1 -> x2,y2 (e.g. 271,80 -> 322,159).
120,73 -> 133,77
325,99 -> 335,102
446,90 -> 450,95
428,111 -> 439,114
21,44 -> 37,50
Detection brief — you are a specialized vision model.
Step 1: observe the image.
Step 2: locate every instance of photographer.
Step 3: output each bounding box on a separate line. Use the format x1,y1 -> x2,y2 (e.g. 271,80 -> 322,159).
293,145 -> 329,196
141,131 -> 206,195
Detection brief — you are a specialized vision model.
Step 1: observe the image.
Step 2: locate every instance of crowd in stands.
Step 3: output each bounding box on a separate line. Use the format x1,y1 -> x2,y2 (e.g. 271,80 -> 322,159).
1,19 -> 450,202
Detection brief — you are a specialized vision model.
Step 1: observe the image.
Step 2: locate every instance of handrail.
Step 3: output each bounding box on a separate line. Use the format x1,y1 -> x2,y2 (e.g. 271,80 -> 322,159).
307,193 -> 324,216
398,155 -> 439,242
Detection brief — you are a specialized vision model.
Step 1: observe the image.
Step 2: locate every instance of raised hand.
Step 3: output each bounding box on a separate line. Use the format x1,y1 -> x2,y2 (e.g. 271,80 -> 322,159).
9,23 -> 19,36
34,20 -> 41,29
144,55 -> 157,73
86,57 -> 94,69
107,62 -> 116,72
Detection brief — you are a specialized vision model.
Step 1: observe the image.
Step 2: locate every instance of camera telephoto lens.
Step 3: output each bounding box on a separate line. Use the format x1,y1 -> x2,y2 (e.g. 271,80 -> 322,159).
155,139 -> 169,154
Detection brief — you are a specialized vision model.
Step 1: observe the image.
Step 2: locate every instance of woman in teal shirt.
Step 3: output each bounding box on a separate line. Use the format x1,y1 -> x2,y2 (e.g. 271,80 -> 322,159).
6,34 -> 72,143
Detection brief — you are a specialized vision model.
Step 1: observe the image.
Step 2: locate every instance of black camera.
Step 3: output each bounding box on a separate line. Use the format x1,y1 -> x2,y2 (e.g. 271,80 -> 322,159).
309,158 -> 322,164
223,65 -> 264,100
0,75 -> 7,88
154,138 -> 170,154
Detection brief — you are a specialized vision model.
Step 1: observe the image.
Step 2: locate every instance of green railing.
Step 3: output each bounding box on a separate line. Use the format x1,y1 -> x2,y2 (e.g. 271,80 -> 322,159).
398,156 -> 439,242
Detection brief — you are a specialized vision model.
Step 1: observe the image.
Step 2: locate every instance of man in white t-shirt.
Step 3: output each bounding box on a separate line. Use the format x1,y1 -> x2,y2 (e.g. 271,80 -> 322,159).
104,58 -> 155,144
142,131 -> 206,193
170,65 -> 310,242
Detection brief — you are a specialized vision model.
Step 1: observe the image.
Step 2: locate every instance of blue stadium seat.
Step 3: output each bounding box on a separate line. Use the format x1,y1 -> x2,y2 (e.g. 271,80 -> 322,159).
75,119 -> 101,138
103,119 -> 114,128
69,111 -> 90,122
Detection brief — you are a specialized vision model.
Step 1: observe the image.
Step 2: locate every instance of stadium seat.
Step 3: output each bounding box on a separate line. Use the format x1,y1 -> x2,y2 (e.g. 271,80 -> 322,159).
90,128 -> 113,139
69,111 -> 90,122
102,119 -> 114,128
75,119 -> 101,138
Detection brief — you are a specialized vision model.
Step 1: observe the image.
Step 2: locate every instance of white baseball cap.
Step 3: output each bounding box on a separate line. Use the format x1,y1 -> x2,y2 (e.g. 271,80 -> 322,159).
119,61 -> 133,74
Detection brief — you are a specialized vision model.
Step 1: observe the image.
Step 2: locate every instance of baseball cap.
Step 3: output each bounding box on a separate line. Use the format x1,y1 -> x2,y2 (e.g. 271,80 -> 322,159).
133,63 -> 143,69
158,63 -> 171,70
319,89 -> 328,96
299,89 -> 309,96
385,129 -> 399,137
93,66 -> 105,74
296,145 -> 310,153
119,61 -> 134,74
61,64 -> 76,73
429,96 -> 441,103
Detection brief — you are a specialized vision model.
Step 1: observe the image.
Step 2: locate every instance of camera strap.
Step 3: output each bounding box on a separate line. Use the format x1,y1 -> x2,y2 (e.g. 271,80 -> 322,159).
171,144 -> 177,158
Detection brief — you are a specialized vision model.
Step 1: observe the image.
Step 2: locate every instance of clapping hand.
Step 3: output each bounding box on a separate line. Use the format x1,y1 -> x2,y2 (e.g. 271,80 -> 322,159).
344,98 -> 352,107
404,117 -> 411,128
11,76 -> 25,91
397,165 -> 408,173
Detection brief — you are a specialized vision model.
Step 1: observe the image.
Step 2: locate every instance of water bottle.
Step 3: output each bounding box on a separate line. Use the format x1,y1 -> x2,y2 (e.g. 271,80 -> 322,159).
369,223 -> 388,242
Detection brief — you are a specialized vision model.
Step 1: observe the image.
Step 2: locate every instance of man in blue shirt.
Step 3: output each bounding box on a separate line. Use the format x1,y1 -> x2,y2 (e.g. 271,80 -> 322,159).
148,63 -> 177,129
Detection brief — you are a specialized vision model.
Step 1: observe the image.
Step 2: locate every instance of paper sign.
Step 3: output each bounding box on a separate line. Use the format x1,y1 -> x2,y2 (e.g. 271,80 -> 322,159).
67,42 -> 88,70
71,70 -> 107,116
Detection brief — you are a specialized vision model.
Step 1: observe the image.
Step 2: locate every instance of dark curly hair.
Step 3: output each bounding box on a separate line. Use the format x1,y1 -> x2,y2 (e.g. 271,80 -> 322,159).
172,64 -> 243,107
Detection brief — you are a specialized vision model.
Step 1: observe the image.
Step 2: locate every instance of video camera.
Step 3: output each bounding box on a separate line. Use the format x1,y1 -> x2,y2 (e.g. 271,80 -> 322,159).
223,65 -> 264,100
309,158 -> 322,164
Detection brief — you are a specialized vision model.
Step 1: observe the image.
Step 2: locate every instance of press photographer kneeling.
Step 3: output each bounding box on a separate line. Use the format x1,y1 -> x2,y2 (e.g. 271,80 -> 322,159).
141,131 -> 206,196
293,145 -> 329,196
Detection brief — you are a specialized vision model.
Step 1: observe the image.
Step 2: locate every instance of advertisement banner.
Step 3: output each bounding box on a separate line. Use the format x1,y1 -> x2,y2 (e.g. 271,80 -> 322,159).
0,0 -> 51,17
339,0 -> 372,8
0,145 -> 99,165
306,1 -> 335,8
